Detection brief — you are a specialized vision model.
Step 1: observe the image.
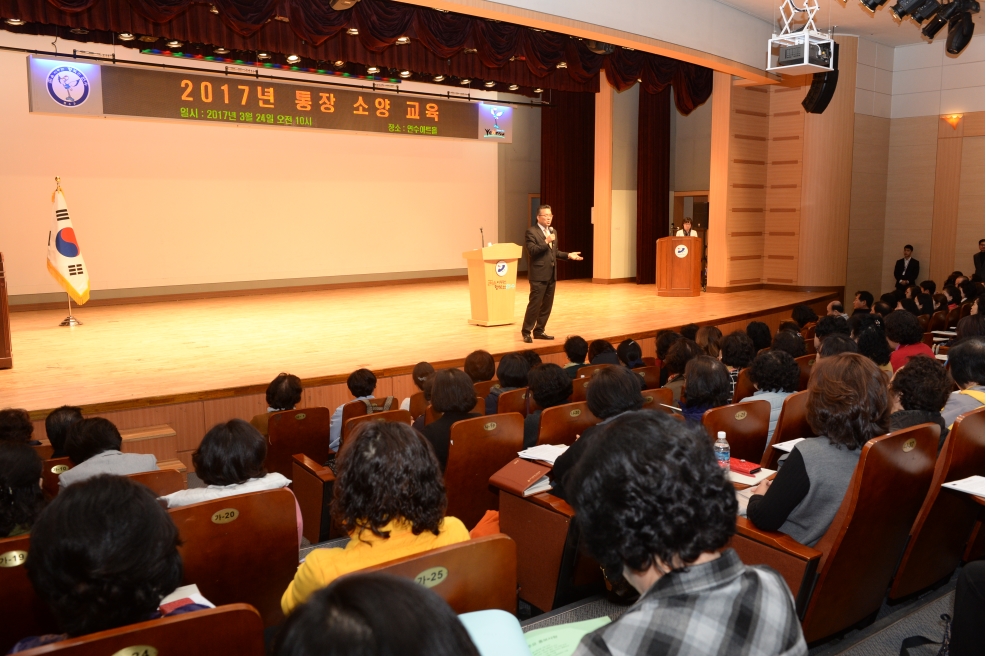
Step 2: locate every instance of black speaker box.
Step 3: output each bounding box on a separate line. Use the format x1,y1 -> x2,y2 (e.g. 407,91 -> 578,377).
802,42 -> 840,115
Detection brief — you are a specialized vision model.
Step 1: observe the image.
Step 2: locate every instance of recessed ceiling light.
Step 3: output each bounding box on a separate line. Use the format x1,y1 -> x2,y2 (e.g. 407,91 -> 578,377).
257,52 -> 271,60
508,84 -> 519,91
4,18 -> 25,26
286,54 -> 301,64
433,75 -> 445,82
334,60 -> 345,67
167,40 -> 183,48
214,47 -> 229,54
346,27 -> 359,36
366,66 -> 380,74
534,88 -> 543,93
463,48 -> 478,54
70,28 -> 89,35
118,32 -> 135,41
395,36 -> 410,44
399,70 -> 412,78
556,61 -> 567,69
484,80 -> 496,88
460,78 -> 471,85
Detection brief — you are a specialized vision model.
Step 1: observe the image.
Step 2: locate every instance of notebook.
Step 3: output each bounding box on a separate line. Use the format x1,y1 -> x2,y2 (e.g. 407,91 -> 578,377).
490,458 -> 554,497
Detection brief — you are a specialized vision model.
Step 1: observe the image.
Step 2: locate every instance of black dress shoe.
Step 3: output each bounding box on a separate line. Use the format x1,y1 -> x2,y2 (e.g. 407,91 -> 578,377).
533,333 -> 555,340
522,334 -> 533,343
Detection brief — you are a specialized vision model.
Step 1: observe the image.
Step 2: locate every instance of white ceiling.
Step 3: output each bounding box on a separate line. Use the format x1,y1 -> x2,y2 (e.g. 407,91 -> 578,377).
718,0 -> 982,46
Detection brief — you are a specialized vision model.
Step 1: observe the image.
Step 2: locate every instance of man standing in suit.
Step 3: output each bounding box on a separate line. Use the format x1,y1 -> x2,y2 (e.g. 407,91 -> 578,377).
893,244 -> 920,294
522,205 -> 582,343
973,239 -> 984,282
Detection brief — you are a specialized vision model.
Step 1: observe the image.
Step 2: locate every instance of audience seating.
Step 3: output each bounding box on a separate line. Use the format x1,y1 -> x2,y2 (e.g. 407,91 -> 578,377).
41,456 -> 71,498
916,314 -> 930,332
342,409 -> 412,450
128,468 -> 184,496
642,356 -> 657,367
0,534 -> 58,654
409,391 -> 427,419
732,367 -> 756,403
292,454 -> 337,544
921,332 -> 934,346
631,365 -> 661,389
732,423 -> 939,643
339,398 -> 397,436
701,400 -> 771,463
802,323 -> 817,355
30,443 -> 53,460
424,397 -> 485,425
889,408 -> 985,601
365,534 -> 518,614
444,413 -> 524,529
640,387 -> 674,413
536,401 -> 600,446
575,363 -> 612,379
473,380 -> 500,399
266,407 -> 332,478
12,604 -> 265,656
946,306 -> 961,328
959,301 -> 972,320
760,391 -> 815,469
498,387 -> 537,416
168,488 -> 298,627
570,377 -> 591,402
928,310 -> 948,332
794,354 -> 816,392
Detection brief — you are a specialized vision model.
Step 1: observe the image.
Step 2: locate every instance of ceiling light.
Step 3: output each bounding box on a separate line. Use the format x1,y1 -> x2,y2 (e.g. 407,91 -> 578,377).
534,88 -> 543,93
395,36 -> 410,44
209,4 -> 219,14
946,9 -> 977,53
484,80 -> 496,87
167,40 -> 183,48
366,66 -> 380,74
346,27 -> 359,36
70,28 -> 89,35
399,70 -> 412,78
257,52 -> 271,60
4,18 -> 25,26
943,113 -> 963,129
460,78 -> 471,85
463,48 -> 478,53
286,54 -> 301,64
118,32 -> 135,41
859,0 -> 889,11
556,61 -> 568,69
890,0 -> 924,20
214,47 -> 229,54
508,84 -> 519,91
433,75 -> 445,82
921,0 -> 970,38
910,0 -> 941,21
334,60 -> 345,67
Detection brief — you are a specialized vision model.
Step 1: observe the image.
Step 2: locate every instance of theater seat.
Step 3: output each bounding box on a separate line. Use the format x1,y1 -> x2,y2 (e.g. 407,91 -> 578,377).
444,413 -> 524,529
760,391 -> 815,469
794,354 -> 815,392
702,400 -> 771,463
409,391 -> 427,419
342,410 -> 412,451
640,388 -> 674,413
537,401 -> 599,447
928,310 -> 948,332
128,468 -> 184,497
168,488 -> 298,627
266,407 -> 332,479
889,408 -> 985,600
365,534 -> 518,614
473,380 -> 500,399
12,604 -> 264,656
498,387 -> 535,415
732,423 -> 939,643
916,314 -> 930,332
339,398 -> 397,435
575,363 -> 613,379
0,534 -> 57,654
631,365 -> 661,390
732,367 -> 756,403
292,454 -> 337,544
947,306 -> 961,329
425,397 -> 485,425
41,457 -> 72,498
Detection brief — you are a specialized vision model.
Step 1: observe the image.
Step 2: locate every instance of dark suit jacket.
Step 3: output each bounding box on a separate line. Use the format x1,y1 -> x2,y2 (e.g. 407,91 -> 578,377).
893,257 -> 920,286
525,224 -> 570,282
974,251 -> 984,282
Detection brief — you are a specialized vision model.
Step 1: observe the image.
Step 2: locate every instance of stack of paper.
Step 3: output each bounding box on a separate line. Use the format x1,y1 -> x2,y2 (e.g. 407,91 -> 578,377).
518,444 -> 569,465
942,475 -> 985,498
771,438 -> 805,453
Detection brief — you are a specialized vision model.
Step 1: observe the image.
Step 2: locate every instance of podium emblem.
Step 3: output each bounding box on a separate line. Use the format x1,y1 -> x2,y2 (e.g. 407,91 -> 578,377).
674,245 -> 689,259
495,260 -> 508,277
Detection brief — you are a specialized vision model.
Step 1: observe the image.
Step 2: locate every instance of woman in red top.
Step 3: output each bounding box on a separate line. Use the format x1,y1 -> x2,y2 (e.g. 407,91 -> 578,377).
885,310 -> 935,372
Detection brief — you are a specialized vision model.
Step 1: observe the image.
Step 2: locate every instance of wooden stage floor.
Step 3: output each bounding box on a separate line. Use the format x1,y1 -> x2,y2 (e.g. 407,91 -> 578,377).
3,280 -> 833,414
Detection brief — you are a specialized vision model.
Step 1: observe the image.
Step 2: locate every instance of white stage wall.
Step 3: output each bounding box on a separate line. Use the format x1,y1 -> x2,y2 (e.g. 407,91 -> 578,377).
0,34 -> 500,299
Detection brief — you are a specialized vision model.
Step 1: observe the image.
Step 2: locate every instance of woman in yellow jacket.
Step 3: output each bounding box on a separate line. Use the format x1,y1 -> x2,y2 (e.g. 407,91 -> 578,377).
281,421 -> 469,615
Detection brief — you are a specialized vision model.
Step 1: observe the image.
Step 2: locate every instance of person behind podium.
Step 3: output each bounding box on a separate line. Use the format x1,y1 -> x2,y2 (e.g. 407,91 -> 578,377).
522,205 -> 582,343
674,218 -> 698,237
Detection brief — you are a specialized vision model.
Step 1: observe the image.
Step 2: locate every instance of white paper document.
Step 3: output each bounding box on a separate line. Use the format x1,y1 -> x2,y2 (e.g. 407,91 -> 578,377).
770,438 -> 805,453
942,475 -> 985,498
518,444 -> 569,465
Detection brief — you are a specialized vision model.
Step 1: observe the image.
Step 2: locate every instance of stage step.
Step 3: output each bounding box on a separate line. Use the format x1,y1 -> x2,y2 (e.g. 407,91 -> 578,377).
120,424 -> 178,462
158,458 -> 188,485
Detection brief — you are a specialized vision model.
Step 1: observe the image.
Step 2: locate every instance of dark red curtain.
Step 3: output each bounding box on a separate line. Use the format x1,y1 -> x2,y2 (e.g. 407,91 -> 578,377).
540,91 -> 594,280
635,86 -> 672,284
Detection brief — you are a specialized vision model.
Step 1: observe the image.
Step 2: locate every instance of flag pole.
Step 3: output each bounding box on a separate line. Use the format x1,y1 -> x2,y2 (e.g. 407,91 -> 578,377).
59,293 -> 82,327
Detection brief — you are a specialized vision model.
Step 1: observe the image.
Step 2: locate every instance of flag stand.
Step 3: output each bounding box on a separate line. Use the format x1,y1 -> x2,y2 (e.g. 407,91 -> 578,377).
59,294 -> 82,327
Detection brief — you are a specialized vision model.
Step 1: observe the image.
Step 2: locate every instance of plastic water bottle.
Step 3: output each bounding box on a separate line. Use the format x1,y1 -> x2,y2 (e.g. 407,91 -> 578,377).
714,431 -> 730,469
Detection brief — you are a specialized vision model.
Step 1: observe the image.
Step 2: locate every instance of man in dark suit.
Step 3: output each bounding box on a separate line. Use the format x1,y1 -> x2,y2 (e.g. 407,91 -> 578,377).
893,244 -> 920,294
522,204 -> 582,343
973,239 -> 984,282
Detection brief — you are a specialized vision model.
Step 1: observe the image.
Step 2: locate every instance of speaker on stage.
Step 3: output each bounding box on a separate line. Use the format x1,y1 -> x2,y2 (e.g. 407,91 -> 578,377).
802,43 -> 839,115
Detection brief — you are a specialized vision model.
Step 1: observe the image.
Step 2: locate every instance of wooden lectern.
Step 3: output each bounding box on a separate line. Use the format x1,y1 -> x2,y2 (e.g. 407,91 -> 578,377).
0,254 -> 11,369
656,236 -> 702,297
463,244 -> 523,326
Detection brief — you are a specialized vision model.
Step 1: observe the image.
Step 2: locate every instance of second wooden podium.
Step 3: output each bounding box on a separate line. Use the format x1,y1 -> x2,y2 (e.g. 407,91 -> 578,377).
656,236 -> 702,297
463,243 -> 523,326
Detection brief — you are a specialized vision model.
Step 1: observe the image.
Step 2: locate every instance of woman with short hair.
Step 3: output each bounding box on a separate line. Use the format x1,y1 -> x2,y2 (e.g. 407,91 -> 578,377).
680,356 -> 732,423
741,350 -> 800,441
281,422 -> 469,615
0,442 -> 45,538
251,372 -> 303,437
719,331 -> 756,397
484,353 -> 528,415
885,310 -> 934,372
59,418 -> 158,488
695,326 -> 723,359
889,356 -> 952,450
422,369 -> 481,471
747,354 -> 891,546
463,350 -> 495,383
661,339 -> 702,404
523,364 -> 574,448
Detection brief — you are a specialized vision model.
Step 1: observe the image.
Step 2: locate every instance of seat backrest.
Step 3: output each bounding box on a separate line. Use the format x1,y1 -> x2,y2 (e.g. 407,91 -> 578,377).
760,391 -> 814,468
445,413 -> 524,529
537,401 -> 600,446
640,387 -> 674,413
266,407 -> 332,477
128,468 -> 184,497
31,443 -> 53,461
959,301 -> 972,319
732,367 -> 757,403
889,408 -> 985,600
801,423 -> 939,643
474,380 -> 500,399
631,366 -> 662,389
168,488 -> 298,627
41,457 -> 72,498
13,604 -> 265,656
928,310 -> 948,332
576,363 -> 613,379
497,387 -> 531,415
409,391 -> 427,419
365,534 -> 517,614
425,397 -> 484,426
916,314 -> 930,332
0,534 -> 58,654
342,410 -> 413,452
947,306 -> 961,328
339,397 -> 397,433
701,400 -> 771,463
794,354 -> 816,392
570,376 -> 591,402
921,331 -> 934,346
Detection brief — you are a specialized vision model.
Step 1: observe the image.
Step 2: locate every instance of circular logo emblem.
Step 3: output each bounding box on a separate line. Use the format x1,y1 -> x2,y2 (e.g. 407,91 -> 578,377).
734,410 -> 748,420
483,422 -> 497,431
902,438 -> 917,453
495,260 -> 508,277
569,408 -> 581,417
674,245 -> 689,259
47,66 -> 90,107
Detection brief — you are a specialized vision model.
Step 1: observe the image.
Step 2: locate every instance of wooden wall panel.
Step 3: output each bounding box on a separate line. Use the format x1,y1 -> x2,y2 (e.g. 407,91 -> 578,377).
707,71 -> 732,290
845,113 -> 890,305
929,132 -> 964,284
954,131 -> 985,274
765,83 -> 805,287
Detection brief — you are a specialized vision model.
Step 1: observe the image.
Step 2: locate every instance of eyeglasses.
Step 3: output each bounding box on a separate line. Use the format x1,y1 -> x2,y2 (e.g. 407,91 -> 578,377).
539,213 -> 553,218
